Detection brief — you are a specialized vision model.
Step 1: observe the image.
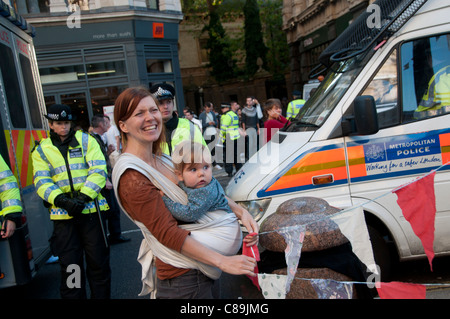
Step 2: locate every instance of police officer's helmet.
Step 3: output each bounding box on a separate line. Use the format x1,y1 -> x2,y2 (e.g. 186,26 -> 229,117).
45,104 -> 76,121
149,83 -> 175,101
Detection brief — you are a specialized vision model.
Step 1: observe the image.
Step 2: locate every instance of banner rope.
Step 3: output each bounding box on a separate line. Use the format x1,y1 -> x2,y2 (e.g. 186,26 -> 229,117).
279,275 -> 450,287
254,162 -> 450,292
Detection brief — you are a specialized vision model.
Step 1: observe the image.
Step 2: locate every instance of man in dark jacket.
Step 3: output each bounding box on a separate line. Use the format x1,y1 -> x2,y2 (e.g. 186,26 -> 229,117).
199,102 -> 221,169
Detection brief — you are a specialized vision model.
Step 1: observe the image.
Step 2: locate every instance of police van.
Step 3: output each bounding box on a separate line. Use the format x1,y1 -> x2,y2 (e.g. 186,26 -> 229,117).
226,0 -> 450,278
0,1 -> 52,288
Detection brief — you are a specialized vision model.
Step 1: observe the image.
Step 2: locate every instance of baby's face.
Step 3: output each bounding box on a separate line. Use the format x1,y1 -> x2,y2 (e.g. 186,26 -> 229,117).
181,159 -> 213,189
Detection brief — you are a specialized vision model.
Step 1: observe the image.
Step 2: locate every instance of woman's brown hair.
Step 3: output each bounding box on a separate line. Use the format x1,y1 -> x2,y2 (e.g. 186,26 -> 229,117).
263,98 -> 282,119
114,87 -> 166,156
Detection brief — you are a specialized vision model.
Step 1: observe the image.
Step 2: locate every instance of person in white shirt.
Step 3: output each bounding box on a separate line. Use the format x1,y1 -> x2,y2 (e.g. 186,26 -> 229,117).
103,115 -> 121,167
185,110 -> 203,132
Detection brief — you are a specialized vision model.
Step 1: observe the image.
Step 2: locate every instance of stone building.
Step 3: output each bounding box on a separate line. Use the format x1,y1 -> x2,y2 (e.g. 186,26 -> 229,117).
179,13 -> 287,116
282,0 -> 372,94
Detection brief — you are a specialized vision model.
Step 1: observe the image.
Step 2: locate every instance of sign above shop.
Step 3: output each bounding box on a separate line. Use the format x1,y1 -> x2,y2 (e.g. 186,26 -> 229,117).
153,22 -> 164,38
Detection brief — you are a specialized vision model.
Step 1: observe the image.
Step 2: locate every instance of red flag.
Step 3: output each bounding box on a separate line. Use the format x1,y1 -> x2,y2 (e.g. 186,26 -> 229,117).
242,232 -> 260,290
393,172 -> 436,271
377,281 -> 426,299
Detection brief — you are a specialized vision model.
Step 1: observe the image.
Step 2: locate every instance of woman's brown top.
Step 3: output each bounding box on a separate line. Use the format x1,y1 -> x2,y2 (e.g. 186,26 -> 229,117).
117,168 -> 191,280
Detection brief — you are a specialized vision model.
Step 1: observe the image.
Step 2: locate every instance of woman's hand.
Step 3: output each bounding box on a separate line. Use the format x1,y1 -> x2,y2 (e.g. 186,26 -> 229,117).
217,254 -> 257,277
182,236 -> 257,277
239,210 -> 259,235
226,196 -> 259,246
227,196 -> 259,233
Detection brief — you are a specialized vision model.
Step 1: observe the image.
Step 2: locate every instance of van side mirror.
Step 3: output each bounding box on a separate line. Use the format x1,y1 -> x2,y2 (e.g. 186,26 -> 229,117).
342,95 -> 379,136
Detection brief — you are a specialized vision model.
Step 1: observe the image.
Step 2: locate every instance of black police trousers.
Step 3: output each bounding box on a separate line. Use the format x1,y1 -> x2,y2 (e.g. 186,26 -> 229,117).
222,137 -> 243,175
50,212 -> 111,299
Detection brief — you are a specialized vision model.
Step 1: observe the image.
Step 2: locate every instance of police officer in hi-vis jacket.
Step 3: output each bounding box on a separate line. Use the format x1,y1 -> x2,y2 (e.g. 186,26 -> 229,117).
149,82 -> 206,155
0,154 -> 22,239
31,104 -> 111,299
220,101 -> 243,177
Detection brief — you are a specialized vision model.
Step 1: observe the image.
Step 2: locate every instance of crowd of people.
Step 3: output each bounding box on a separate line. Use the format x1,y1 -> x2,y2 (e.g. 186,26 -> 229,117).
21,82 -> 304,299
178,93 -> 301,177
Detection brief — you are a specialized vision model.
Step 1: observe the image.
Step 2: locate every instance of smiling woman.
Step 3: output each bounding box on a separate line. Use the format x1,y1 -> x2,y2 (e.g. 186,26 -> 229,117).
113,87 -> 166,156
111,87 -> 259,299
118,96 -> 163,153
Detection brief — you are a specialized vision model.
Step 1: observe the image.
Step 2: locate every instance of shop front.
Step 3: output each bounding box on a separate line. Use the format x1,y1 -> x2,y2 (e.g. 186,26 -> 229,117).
33,17 -> 184,130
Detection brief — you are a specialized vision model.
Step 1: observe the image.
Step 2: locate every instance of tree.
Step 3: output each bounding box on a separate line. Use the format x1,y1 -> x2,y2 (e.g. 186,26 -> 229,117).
201,0 -> 237,83
243,0 -> 267,77
182,0 -> 288,83
258,0 -> 289,80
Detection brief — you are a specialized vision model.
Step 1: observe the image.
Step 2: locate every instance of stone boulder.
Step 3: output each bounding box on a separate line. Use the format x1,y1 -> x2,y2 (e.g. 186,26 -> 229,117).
273,268 -> 356,299
260,197 -> 348,252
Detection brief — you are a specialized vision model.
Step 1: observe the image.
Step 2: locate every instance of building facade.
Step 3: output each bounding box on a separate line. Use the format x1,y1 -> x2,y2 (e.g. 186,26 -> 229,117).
178,13 -> 282,116
11,0 -> 184,130
282,0 -> 371,94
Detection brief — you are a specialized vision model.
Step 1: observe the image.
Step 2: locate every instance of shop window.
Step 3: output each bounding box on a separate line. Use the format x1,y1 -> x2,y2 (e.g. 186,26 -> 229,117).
90,86 -> 127,115
85,61 -> 126,78
44,95 -> 56,109
60,92 -> 89,131
39,64 -> 85,84
146,59 -> 172,73
146,0 -> 158,10
40,60 -> 126,84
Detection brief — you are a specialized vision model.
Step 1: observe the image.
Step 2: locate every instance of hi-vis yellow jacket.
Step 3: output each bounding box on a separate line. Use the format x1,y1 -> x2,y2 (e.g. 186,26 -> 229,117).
162,118 -> 206,155
0,155 -> 22,218
220,110 -> 240,143
417,65 -> 450,112
286,98 -> 306,120
32,130 -> 109,220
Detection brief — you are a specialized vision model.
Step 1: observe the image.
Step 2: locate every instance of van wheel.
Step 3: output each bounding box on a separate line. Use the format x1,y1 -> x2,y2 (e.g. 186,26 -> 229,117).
368,225 -> 392,281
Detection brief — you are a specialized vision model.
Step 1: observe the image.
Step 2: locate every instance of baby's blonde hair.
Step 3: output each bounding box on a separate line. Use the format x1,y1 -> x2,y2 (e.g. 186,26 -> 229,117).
171,141 -> 212,173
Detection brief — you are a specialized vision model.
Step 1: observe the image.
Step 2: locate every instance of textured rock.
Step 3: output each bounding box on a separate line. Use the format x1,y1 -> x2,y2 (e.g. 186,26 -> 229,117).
273,268 -> 356,299
260,197 -> 348,252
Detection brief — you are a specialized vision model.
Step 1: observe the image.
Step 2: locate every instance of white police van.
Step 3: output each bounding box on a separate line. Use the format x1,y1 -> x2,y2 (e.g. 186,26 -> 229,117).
226,0 -> 450,279
0,1 -> 52,288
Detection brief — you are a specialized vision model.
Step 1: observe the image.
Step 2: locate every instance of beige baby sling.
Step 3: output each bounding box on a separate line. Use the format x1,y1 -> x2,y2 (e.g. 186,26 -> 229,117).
112,152 -> 242,298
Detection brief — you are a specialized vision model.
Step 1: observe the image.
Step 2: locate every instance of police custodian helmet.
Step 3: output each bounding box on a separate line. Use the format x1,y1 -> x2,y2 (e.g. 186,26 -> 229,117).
45,104 -> 75,121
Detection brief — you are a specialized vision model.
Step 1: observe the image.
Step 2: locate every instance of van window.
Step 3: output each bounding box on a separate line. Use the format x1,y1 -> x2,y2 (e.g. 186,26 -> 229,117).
401,34 -> 450,122
19,54 -> 43,129
0,43 -> 27,128
361,49 -> 399,128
